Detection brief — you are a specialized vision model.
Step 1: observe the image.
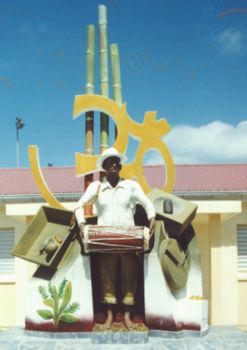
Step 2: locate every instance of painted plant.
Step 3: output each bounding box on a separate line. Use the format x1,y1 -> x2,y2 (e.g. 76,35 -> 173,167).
37,278 -> 80,329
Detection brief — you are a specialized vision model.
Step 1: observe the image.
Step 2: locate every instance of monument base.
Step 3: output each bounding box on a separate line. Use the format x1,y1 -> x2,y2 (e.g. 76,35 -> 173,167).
1,326 -> 247,349
91,327 -> 148,344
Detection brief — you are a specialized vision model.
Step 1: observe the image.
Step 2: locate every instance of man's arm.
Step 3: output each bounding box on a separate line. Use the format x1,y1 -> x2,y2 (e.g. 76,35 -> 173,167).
133,182 -> 156,235
74,181 -> 100,235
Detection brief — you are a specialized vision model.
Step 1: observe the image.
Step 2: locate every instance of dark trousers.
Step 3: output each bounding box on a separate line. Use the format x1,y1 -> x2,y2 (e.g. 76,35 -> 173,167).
99,253 -> 138,305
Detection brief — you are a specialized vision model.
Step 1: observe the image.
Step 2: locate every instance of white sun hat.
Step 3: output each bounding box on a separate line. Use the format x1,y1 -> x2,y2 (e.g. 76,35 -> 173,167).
96,147 -> 127,171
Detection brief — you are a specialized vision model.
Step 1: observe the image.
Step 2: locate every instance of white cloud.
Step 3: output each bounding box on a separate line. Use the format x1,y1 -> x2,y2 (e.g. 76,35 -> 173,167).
145,121 -> 247,164
215,28 -> 245,55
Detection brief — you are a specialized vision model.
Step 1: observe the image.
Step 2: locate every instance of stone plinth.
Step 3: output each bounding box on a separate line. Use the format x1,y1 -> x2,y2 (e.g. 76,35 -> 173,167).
1,326 -> 247,349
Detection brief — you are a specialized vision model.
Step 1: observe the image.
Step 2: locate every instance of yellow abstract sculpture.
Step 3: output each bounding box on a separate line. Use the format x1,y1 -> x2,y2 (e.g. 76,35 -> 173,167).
29,94 -> 175,209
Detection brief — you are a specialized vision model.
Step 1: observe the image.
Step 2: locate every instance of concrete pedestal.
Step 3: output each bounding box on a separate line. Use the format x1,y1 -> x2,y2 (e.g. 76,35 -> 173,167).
1,326 -> 247,349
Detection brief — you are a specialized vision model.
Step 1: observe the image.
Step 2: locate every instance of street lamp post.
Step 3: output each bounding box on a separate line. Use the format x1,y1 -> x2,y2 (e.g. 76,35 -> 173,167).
16,117 -> 25,168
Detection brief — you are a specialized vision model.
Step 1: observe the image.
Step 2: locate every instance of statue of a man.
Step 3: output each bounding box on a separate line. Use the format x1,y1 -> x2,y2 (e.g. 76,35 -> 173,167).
75,147 -> 156,329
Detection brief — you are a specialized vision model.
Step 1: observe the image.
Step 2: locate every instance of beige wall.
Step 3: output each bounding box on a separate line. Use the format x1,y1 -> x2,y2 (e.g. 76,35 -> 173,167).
193,221 -> 210,300
0,206 -> 33,328
0,283 -> 16,328
0,206 -> 17,327
194,202 -> 247,326
231,202 -> 247,325
220,219 -> 238,325
210,202 -> 247,326
194,210 -> 240,326
239,281 -> 247,325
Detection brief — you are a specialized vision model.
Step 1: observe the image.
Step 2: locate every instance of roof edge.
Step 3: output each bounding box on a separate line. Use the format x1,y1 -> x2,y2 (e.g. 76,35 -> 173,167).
0,193 -> 81,204
1,191 -> 247,204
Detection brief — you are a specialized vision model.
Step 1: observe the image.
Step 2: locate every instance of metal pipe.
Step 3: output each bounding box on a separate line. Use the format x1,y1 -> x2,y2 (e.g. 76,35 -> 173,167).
16,117 -> 25,168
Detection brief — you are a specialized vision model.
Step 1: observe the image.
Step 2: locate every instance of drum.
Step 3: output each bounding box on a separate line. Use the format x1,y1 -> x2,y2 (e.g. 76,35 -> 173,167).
83,225 -> 150,253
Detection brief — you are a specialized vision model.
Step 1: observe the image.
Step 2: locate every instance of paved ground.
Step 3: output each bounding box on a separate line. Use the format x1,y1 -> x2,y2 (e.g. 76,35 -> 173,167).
1,326 -> 247,349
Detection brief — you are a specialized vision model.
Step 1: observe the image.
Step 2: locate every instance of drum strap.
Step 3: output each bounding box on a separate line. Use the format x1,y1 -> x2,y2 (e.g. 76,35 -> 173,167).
90,183 -> 101,204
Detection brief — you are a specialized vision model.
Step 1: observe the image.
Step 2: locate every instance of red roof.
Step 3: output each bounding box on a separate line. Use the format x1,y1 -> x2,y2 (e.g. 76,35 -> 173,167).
0,167 -> 84,196
0,164 -> 246,197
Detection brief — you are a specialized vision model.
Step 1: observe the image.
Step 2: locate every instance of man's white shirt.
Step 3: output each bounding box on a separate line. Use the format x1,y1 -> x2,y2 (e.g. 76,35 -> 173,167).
75,178 -> 155,226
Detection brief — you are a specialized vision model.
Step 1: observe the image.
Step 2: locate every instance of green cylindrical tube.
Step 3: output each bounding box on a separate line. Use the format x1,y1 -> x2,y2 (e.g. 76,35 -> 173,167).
98,4 -> 109,97
110,43 -> 122,106
85,25 -> 95,216
110,43 -> 122,138
99,4 -> 109,152
85,24 -> 95,95
85,24 -> 95,156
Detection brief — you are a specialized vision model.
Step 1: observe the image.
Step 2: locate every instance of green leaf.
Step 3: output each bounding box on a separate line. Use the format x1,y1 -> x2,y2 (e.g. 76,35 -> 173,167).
43,298 -> 55,309
53,285 -> 59,316
59,281 -> 72,314
37,309 -> 54,320
48,282 -> 54,298
38,285 -> 48,300
58,278 -> 68,298
59,313 -> 79,324
64,302 -> 80,314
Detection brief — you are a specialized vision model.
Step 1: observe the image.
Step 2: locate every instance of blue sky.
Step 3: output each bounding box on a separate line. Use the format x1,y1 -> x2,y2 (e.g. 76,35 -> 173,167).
0,0 -> 247,168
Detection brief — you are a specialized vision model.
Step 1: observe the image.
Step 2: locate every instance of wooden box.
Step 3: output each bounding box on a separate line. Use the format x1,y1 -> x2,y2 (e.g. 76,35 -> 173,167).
12,206 -> 73,268
148,189 -> 197,237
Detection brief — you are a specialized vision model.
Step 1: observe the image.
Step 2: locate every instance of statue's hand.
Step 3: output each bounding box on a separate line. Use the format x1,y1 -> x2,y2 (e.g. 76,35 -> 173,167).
149,217 -> 156,237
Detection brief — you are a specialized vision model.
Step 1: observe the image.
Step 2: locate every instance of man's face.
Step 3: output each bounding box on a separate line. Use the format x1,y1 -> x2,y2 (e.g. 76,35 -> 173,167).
102,156 -> 121,175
